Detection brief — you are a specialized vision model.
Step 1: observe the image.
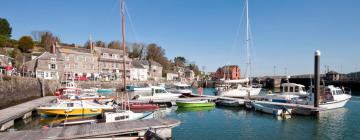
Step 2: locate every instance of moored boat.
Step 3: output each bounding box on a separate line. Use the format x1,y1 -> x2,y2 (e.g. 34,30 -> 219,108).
216,99 -> 242,107
176,100 -> 215,108
251,102 -> 292,116
37,100 -> 113,116
169,83 -> 193,94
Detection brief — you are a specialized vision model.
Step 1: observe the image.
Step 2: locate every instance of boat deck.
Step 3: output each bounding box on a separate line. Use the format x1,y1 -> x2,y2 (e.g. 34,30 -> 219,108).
0,118 -> 180,140
0,96 -> 56,131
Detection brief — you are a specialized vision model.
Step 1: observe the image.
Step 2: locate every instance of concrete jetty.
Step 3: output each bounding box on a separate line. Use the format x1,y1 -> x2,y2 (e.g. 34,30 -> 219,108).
0,96 -> 56,131
0,118 -> 180,140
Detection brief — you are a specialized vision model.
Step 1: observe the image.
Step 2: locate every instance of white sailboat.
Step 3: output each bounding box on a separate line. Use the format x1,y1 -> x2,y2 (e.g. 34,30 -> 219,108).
218,0 -> 262,98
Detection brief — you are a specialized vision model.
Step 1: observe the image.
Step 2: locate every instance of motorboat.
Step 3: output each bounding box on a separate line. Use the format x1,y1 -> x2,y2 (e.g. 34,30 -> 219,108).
176,100 -> 215,108
169,83 -> 193,94
217,83 -> 262,98
37,100 -> 113,116
133,86 -> 182,100
251,102 -> 292,116
103,110 -> 154,122
216,99 -> 243,107
126,85 -> 152,92
299,85 -> 352,110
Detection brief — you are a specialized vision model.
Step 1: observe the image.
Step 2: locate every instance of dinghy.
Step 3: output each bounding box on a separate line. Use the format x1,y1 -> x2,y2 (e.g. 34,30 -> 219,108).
176,100 -> 215,108
251,102 -> 292,116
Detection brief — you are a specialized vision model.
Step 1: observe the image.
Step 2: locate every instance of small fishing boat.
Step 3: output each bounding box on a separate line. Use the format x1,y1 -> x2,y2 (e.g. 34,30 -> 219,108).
216,99 -> 242,107
103,110 -> 154,122
134,86 -> 182,100
251,102 -> 292,116
169,83 -> 193,94
37,100 -> 113,116
175,106 -> 215,113
176,100 -> 215,108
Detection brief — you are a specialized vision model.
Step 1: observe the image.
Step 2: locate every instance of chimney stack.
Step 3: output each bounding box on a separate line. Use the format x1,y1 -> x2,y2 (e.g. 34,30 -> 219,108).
51,42 -> 57,54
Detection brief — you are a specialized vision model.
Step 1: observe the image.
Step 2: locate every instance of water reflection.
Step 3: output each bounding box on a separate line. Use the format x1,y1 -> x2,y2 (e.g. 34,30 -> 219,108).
316,108 -> 348,140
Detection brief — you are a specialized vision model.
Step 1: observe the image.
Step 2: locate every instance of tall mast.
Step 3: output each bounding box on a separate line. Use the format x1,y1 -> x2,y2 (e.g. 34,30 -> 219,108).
120,0 -> 129,110
245,0 -> 251,84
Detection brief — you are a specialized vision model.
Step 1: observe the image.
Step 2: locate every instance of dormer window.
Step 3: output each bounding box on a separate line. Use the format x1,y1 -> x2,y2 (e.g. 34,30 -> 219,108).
50,58 -> 56,63
102,53 -> 109,58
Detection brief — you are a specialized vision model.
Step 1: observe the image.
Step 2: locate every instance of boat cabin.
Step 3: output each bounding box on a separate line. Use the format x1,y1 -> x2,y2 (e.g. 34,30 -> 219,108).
281,83 -> 307,95
175,84 -> 191,90
323,85 -> 348,101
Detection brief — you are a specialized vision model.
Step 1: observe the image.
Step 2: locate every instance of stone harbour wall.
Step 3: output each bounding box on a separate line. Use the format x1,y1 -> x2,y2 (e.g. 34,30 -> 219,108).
0,76 -> 59,109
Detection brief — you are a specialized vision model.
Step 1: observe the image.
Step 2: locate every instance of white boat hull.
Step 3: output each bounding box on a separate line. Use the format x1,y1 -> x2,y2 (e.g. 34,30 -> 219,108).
320,97 -> 350,110
220,88 -> 262,98
252,102 -> 292,116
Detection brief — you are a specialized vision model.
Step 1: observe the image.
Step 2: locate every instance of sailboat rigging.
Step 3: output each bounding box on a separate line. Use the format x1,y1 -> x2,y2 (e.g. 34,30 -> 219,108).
216,0 -> 262,98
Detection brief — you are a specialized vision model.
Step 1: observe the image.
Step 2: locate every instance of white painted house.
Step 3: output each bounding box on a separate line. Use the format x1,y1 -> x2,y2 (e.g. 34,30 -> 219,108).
130,60 -> 148,81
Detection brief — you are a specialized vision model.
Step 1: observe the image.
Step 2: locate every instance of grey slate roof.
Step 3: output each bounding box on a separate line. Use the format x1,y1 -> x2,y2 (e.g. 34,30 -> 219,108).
132,60 -> 145,69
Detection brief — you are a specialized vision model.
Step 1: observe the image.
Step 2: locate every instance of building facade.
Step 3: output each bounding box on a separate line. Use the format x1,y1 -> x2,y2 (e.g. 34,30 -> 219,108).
94,47 -> 131,81
58,44 -> 99,80
215,65 -> 241,80
24,51 -> 64,80
139,60 -> 163,81
130,60 -> 148,81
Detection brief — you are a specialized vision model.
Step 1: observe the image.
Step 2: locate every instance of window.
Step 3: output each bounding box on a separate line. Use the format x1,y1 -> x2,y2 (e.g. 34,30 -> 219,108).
115,115 -> 129,120
50,64 -> 56,70
65,64 -> 70,69
289,87 -> 294,92
116,63 -> 119,68
102,53 -> 109,58
74,63 -> 78,69
112,63 -> 115,68
50,58 -> 56,63
67,103 -> 74,107
284,87 -> 289,92
45,72 -> 49,78
37,71 -> 44,78
295,87 -> 299,92
112,54 -> 117,59
65,56 -> 70,61
51,72 -> 57,78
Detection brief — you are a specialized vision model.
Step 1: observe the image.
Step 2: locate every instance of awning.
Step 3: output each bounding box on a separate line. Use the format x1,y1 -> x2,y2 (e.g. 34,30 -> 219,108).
4,66 -> 13,71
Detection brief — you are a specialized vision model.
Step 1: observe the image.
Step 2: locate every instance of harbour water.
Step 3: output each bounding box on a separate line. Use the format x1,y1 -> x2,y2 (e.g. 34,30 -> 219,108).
13,88 -> 360,140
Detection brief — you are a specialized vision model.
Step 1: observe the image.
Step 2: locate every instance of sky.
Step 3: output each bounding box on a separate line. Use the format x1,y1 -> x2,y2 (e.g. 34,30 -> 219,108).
1,0 -> 360,77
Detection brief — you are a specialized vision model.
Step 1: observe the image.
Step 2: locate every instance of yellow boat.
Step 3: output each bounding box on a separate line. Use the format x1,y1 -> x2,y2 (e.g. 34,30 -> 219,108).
37,100 -> 113,116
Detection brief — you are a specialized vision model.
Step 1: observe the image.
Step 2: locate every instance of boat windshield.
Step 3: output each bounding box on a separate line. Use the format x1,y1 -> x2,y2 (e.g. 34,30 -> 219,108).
176,86 -> 191,90
155,89 -> 168,94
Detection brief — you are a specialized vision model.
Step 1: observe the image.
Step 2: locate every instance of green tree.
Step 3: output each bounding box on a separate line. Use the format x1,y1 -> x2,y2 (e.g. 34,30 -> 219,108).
17,36 -> 34,52
189,63 -> 201,76
0,18 -> 12,38
95,40 -> 106,48
174,56 -> 186,67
